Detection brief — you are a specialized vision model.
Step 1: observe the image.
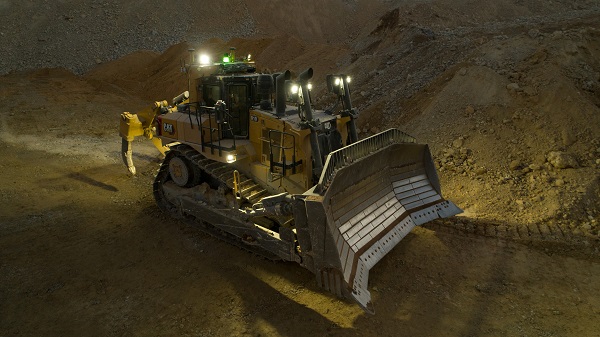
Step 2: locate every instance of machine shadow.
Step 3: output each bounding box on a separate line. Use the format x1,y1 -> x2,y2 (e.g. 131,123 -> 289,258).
67,172 -> 118,192
132,152 -> 162,163
216,264 -> 354,337
36,163 -> 124,193
147,207 -> 360,336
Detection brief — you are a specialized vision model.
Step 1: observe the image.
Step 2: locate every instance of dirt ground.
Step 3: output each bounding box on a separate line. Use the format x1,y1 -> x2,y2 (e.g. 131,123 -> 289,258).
0,137 -> 598,337
1,1 -> 600,336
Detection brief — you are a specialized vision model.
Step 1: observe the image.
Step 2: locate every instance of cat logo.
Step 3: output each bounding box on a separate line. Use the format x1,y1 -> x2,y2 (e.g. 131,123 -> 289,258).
163,122 -> 174,134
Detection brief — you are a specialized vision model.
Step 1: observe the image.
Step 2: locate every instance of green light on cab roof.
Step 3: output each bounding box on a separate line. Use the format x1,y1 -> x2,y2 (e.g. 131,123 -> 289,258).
223,56 -> 230,63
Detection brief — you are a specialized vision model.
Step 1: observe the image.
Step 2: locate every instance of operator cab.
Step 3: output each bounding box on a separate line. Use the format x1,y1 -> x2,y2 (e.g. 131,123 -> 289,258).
199,74 -> 256,139
197,71 -> 344,164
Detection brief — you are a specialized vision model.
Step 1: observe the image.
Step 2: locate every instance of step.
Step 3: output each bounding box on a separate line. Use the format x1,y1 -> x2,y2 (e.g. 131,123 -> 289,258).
247,190 -> 269,204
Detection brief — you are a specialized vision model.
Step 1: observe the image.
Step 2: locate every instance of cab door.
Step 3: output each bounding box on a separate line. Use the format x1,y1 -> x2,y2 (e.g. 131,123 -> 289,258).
225,84 -> 250,138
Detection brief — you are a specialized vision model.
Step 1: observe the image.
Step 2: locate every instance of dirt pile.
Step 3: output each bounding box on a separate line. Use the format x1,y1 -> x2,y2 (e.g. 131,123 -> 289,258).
336,19 -> 600,245
399,26 -> 600,237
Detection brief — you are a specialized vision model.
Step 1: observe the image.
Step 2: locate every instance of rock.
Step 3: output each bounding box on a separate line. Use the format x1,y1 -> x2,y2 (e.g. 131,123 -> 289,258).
561,129 -> 577,146
509,160 -> 522,170
465,105 -> 475,114
508,72 -> 520,80
529,164 -> 542,171
444,148 -> 456,157
458,68 -> 467,76
523,86 -> 537,96
452,138 -> 464,148
475,167 -> 487,175
370,127 -> 380,134
547,151 -> 578,169
533,155 -> 546,166
506,83 -> 520,91
554,179 -> 565,187
551,31 -> 564,40
528,29 -> 540,38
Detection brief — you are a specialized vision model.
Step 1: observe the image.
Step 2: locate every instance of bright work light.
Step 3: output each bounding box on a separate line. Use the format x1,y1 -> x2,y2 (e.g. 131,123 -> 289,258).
199,54 -> 211,66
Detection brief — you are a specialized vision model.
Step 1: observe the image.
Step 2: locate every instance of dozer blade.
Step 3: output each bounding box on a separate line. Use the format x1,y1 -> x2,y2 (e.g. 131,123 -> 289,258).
294,129 -> 461,313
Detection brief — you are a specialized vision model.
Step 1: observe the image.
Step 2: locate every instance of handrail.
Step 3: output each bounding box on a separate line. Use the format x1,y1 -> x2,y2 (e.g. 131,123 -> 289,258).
196,105 -> 236,155
316,128 -> 416,193
268,130 -> 301,176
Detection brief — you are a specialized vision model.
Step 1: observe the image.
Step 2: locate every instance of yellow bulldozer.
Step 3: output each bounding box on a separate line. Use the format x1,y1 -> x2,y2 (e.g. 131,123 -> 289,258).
119,52 -> 461,313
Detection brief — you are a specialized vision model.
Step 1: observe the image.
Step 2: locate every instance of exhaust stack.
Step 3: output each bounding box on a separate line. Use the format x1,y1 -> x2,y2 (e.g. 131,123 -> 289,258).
275,71 -> 291,116
341,76 -> 358,144
297,68 -> 323,177
257,75 -> 274,110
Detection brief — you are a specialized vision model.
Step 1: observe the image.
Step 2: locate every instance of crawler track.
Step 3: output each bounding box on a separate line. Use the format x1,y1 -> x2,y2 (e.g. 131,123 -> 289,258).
153,144 -> 283,261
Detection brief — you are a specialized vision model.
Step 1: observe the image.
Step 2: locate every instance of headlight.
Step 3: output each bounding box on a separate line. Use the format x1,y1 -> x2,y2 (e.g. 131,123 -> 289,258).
291,84 -> 299,94
307,83 -> 313,90
326,74 -> 352,95
199,54 -> 211,66
226,154 -> 236,163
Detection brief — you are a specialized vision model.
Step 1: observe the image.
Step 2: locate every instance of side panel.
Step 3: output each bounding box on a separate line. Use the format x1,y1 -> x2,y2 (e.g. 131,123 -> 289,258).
158,112 -> 221,150
248,109 -> 312,194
